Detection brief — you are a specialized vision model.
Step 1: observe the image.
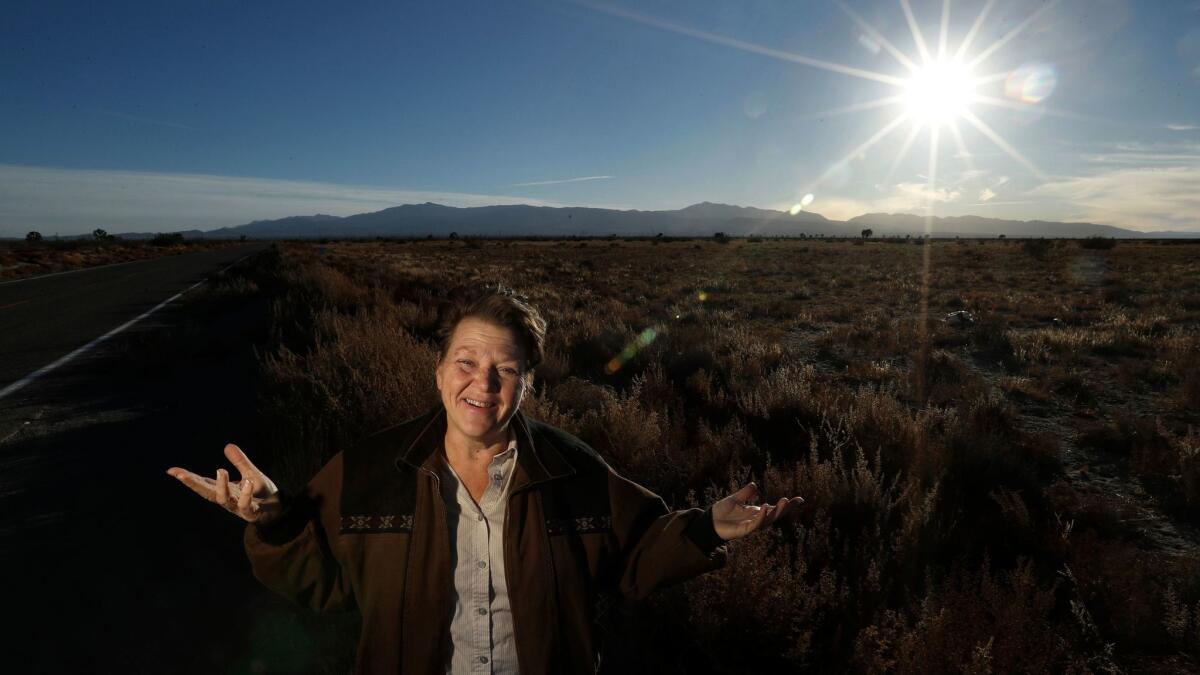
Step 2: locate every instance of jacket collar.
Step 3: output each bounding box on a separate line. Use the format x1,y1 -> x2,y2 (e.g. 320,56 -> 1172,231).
392,404 -> 576,492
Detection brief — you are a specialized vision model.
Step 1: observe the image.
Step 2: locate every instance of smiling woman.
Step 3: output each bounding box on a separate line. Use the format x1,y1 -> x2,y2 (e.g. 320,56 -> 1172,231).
433,288 -> 546,460
166,283 -> 803,675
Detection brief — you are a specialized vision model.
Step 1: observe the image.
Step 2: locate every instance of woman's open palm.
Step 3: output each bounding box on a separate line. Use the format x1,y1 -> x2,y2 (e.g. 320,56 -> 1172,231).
167,444 -> 282,525
712,482 -> 803,541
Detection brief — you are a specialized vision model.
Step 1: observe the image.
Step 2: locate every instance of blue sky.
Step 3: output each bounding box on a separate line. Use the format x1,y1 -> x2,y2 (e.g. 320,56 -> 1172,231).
2,0 -> 1198,235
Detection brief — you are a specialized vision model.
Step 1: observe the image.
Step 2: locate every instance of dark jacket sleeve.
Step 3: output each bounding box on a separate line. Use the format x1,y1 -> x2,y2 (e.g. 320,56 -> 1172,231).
243,452 -> 356,612
607,469 -> 728,600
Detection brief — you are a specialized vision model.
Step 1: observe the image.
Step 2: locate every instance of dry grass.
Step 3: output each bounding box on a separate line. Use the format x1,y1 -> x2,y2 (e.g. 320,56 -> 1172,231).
0,237 -> 244,280
248,238 -> 1200,673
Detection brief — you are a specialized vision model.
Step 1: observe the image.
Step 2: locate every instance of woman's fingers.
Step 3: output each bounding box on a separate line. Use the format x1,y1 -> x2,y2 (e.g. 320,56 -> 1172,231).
168,458 -> 275,523
224,444 -> 260,481
762,498 -> 786,526
736,500 -> 770,536
215,468 -> 233,509
167,468 -> 217,502
237,477 -> 256,521
224,444 -> 280,497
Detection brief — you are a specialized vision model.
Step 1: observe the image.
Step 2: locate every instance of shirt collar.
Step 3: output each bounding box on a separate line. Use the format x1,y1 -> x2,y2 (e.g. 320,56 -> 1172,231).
393,405 -> 576,490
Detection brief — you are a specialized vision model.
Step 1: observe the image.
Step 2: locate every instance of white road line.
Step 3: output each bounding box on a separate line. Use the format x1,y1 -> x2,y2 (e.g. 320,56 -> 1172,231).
0,254 -> 251,403
0,426 -> 24,445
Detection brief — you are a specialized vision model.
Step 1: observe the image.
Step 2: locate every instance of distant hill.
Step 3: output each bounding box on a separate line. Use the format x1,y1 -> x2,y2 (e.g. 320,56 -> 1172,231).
12,202 -> 1189,241
844,213 -> 1183,238
196,201 -> 841,239
199,203 -> 1194,240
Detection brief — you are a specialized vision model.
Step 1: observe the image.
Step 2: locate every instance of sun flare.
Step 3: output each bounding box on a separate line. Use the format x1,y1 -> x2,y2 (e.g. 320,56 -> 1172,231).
585,0 -> 1059,203
902,61 -> 976,126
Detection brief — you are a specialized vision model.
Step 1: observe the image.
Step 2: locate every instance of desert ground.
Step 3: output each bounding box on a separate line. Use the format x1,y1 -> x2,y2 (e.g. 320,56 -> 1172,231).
222,236 -> 1198,673
0,236 -> 246,281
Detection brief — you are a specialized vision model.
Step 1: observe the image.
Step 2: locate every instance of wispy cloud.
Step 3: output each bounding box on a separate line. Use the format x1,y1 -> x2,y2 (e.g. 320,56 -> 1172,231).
1078,141 -> 1200,165
809,184 -> 960,221
0,164 -> 559,237
819,143 -> 1200,230
92,108 -> 194,130
893,181 -> 962,204
1165,123 -> 1199,131
511,175 -> 612,187
1028,166 -> 1200,231
1012,140 -> 1200,231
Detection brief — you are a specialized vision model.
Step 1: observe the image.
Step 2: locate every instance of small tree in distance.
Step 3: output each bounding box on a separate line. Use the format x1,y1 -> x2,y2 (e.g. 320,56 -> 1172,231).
93,228 -> 109,241
861,228 -> 873,240
26,231 -> 43,242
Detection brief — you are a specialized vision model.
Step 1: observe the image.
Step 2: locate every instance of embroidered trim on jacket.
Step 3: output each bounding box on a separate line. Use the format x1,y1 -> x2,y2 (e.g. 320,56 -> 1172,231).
546,515 -> 612,535
340,514 -> 413,533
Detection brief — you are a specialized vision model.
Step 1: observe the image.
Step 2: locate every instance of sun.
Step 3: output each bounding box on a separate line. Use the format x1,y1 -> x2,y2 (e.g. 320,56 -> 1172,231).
584,0 -> 1058,196
902,61 -> 976,126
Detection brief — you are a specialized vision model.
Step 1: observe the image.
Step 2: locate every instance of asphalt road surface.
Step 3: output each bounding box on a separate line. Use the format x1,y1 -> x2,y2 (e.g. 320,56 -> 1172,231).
0,244 -> 357,674
0,245 -> 264,392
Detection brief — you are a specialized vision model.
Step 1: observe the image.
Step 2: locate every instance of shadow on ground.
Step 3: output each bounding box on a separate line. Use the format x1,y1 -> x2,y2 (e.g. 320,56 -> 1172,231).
0,259 -> 358,674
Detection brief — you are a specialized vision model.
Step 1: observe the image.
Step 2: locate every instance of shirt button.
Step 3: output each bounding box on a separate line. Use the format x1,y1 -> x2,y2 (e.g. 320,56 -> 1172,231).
477,607 -> 487,615
477,561 -> 487,569
479,656 -> 489,664
476,514 -> 484,522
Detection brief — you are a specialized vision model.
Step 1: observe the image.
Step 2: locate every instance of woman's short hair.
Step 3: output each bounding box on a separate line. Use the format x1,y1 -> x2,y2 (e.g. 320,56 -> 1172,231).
435,284 -> 547,372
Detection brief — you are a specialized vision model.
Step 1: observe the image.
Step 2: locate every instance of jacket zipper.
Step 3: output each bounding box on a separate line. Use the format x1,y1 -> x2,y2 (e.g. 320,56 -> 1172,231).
417,466 -> 453,668
504,487 -> 523,674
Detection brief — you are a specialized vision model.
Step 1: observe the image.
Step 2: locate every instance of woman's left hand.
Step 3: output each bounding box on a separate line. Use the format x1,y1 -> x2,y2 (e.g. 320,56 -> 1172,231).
711,482 -> 804,541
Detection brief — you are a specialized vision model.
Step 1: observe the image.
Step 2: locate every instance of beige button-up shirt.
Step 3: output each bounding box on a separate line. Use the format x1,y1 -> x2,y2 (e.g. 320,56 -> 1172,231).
436,434 -> 520,675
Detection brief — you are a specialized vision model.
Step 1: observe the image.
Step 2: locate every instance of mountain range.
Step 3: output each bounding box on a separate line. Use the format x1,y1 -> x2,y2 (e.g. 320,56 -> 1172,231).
62,202 -> 1200,240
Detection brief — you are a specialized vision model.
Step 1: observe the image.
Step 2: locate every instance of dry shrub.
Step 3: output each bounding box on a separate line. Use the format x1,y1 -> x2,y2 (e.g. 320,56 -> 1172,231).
910,348 -> 987,404
247,241 -> 1200,673
1077,417 -> 1200,520
259,305 -> 437,490
1175,337 -> 1200,410
1015,310 -> 1172,361
681,423 -> 939,671
853,559 -> 1113,674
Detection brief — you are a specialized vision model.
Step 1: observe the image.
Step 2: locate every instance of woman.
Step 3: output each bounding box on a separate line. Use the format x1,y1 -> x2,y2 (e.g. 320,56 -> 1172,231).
168,286 -> 802,674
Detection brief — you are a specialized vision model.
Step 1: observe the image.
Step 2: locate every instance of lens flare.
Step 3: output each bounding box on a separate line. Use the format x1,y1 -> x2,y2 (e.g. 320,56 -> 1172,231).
605,327 -> 660,374
1004,63 -> 1057,103
789,193 -> 815,215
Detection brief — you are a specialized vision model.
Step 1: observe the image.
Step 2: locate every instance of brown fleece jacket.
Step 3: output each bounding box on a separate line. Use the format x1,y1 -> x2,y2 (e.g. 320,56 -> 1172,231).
245,406 -> 727,674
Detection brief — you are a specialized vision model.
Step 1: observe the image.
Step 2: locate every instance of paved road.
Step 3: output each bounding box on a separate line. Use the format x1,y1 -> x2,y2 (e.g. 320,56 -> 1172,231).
0,243 -> 360,673
0,245 -> 266,390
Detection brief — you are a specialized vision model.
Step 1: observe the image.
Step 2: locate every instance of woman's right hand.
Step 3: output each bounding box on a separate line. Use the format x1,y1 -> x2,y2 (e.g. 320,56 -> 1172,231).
167,444 -> 283,525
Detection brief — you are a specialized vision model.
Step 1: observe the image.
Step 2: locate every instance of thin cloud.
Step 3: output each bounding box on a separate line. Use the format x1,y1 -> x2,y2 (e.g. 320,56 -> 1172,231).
0,164 -> 560,237
1165,123 -> 1200,131
1029,166 -> 1200,231
92,108 -> 194,130
811,183 -> 962,221
893,181 -> 962,204
965,200 -> 1039,207
1079,140 -> 1200,165
511,175 -> 612,187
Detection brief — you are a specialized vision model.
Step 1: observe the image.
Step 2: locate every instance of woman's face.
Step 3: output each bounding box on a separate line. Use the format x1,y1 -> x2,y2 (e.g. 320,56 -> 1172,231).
436,317 -> 527,447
